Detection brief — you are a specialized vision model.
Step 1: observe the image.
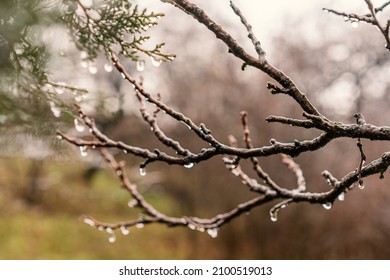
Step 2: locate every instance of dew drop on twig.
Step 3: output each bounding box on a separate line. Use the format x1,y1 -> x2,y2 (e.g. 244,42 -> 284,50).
79,146 -> 88,157
50,101 -> 61,118
74,118 -> 85,132
108,234 -> 116,243
322,202 -> 332,210
128,199 -> 138,208
150,56 -> 162,67
104,63 -> 113,72
120,226 -> 130,235
139,168 -> 146,176
338,192 -> 345,201
184,162 -> 194,169
135,223 -> 144,229
136,60 -> 145,72
207,228 -> 218,238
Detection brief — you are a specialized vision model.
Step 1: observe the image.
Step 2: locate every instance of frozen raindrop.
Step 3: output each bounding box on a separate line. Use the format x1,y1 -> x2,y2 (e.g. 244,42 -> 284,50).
79,145 -> 88,157
120,226 -> 130,235
104,63 -> 113,72
50,101 -> 61,118
351,20 -> 359,28
207,228 -> 218,238
108,234 -> 116,243
344,16 -> 350,22
358,181 -> 365,189
322,202 -> 332,210
56,134 -> 63,140
74,118 -> 85,132
116,169 -> 123,176
150,56 -> 162,67
121,72 -> 126,79
184,162 -> 194,169
106,227 -> 113,234
88,63 -> 98,74
136,60 -> 145,72
135,223 -> 144,229
123,149 -> 128,154
338,192 -> 345,201
139,168 -> 146,176
128,199 -> 138,208
98,226 -> 104,231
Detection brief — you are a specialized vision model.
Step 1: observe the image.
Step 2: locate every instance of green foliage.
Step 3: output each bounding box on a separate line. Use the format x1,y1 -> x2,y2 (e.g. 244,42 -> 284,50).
63,0 -> 175,62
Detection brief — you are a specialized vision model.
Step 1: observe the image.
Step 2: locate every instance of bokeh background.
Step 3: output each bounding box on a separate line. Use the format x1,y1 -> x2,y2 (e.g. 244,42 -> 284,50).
1,0 -> 390,259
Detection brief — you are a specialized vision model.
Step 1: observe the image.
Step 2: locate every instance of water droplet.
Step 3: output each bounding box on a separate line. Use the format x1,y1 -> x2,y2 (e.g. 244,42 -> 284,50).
108,234 -> 116,243
207,228 -> 218,238
270,211 -> 278,222
135,223 -> 144,229
150,56 -> 162,67
104,63 -> 113,72
136,60 -> 145,72
188,224 -> 196,230
50,101 -> 61,118
74,118 -> 85,132
184,162 -> 194,168
74,94 -> 83,102
344,16 -> 350,22
79,145 -> 88,157
80,60 -> 88,68
56,134 -> 63,140
123,149 -> 128,154
80,51 -> 88,60
83,218 -> 95,226
121,72 -> 126,79
322,202 -> 332,210
98,226 -> 104,231
139,168 -> 146,176
116,169 -> 123,176
120,226 -> 130,235
88,63 -> 98,74
358,181 -> 365,189
338,192 -> 345,201
128,199 -> 138,208
326,178 -> 331,185
54,83 -> 65,95
231,169 -> 240,176
106,227 -> 113,234
351,20 -> 359,28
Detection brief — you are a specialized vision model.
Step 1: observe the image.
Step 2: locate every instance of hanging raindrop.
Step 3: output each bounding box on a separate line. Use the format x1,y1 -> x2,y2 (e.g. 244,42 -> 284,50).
120,226 -> 130,235
50,101 -> 61,118
322,202 -> 332,210
54,83 -> 65,95
207,228 -> 218,238
150,56 -> 162,67
83,218 -> 95,226
136,60 -> 145,72
184,162 -> 195,169
128,199 -> 138,208
74,118 -> 85,132
88,63 -> 98,74
358,181 -> 365,189
135,223 -> 144,229
351,20 -> 359,28
104,63 -> 113,72
116,170 -> 123,176
121,72 -> 126,79
270,211 -> 278,222
80,60 -> 88,68
338,192 -> 345,201
139,168 -> 146,176
108,234 -> 116,243
56,134 -> 63,140
79,146 -> 88,157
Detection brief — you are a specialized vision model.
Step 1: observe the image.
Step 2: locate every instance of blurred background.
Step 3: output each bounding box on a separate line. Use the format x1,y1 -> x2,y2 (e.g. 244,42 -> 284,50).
1,0 -> 390,259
